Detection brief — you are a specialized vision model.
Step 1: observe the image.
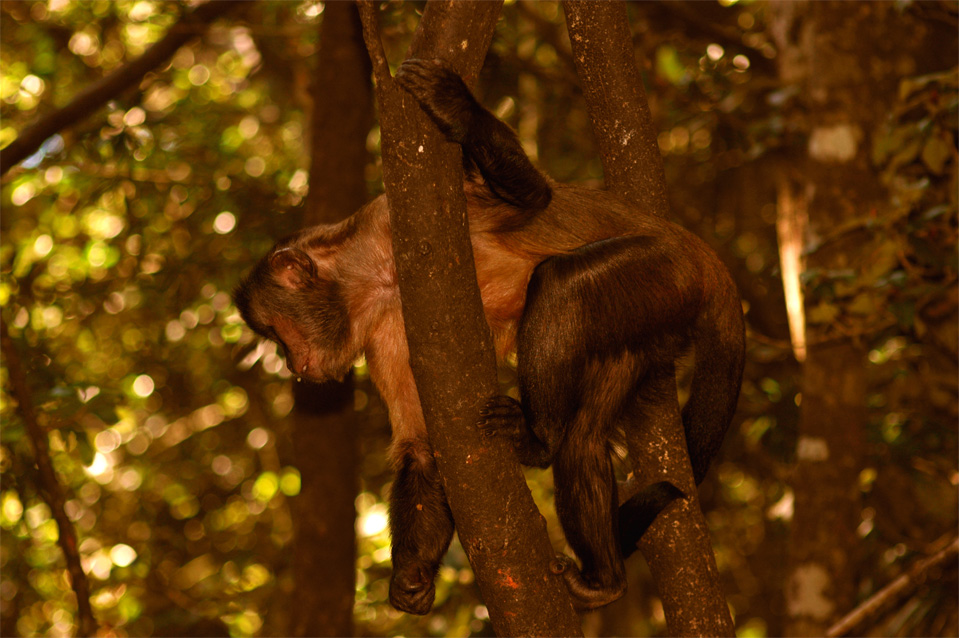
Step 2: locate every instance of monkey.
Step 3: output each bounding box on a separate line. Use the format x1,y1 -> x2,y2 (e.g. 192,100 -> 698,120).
234,58 -> 745,614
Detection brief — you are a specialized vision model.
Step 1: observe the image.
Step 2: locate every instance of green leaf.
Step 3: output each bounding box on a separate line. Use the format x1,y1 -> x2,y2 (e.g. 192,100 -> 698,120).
848,292 -> 879,316
75,430 -> 95,466
807,301 -> 841,324
860,240 -> 902,287
888,138 -> 923,171
872,124 -> 918,167
0,419 -> 24,443
921,133 -> 953,175
655,45 -> 687,86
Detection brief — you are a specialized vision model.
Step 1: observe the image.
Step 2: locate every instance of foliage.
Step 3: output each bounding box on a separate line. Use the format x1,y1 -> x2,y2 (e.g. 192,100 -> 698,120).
1,1 -> 956,637
2,2 -> 314,635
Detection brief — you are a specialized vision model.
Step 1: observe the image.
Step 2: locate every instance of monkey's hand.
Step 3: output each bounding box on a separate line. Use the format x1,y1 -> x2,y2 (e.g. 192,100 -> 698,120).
395,58 -> 477,143
477,395 -> 525,439
478,396 -> 553,467
389,561 -> 436,615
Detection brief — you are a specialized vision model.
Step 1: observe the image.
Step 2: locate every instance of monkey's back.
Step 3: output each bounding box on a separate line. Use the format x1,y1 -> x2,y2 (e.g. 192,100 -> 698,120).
464,180 -> 696,361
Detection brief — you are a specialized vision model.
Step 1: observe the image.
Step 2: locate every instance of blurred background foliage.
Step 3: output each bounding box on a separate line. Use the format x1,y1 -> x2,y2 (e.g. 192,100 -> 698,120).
0,1 -> 956,637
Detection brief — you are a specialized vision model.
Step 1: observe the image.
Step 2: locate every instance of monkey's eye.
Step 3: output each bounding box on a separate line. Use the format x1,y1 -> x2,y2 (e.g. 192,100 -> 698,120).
264,328 -> 292,357
263,327 -> 283,347
251,324 -> 283,349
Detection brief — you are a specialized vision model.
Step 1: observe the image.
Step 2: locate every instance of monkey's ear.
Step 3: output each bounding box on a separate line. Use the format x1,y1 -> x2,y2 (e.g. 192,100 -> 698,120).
268,247 -> 316,288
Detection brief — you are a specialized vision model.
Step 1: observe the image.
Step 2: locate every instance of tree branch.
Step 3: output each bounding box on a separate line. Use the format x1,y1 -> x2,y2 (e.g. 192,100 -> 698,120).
0,320 -> 97,637
562,0 -> 669,218
0,0 -> 243,176
562,2 -> 734,635
826,535 -> 959,637
357,2 -> 582,634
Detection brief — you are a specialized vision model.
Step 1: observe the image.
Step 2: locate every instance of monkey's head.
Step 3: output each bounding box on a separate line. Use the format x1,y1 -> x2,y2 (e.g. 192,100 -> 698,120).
234,245 -> 356,384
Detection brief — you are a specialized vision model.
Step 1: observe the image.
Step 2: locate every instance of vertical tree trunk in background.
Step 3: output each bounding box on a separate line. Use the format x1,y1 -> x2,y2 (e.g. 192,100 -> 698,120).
563,3 -> 733,635
767,3 -> 954,634
788,339 -> 866,637
288,4 -> 372,636
358,2 -> 583,634
304,3 -> 373,223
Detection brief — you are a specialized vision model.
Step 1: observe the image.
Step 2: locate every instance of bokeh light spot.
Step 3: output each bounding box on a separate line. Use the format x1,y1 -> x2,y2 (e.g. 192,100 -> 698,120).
213,211 -> 236,234
110,543 -> 137,567
246,428 -> 269,450
132,374 -> 155,398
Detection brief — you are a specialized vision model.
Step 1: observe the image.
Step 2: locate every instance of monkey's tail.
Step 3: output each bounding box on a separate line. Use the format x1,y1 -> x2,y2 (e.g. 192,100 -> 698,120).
683,280 -> 746,485
618,481 -> 685,558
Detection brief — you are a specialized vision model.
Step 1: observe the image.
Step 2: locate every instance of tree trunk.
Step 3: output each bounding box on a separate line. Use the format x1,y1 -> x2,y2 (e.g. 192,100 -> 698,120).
767,2 -> 956,634
563,3 -> 734,635
357,1 -> 583,635
287,4 -> 372,636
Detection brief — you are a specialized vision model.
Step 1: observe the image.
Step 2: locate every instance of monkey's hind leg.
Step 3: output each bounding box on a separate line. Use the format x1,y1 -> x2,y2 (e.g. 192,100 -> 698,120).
552,424 -> 627,611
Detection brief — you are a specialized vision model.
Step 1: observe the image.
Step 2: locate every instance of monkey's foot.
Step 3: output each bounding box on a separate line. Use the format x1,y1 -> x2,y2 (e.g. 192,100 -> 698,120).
389,562 -> 436,615
553,556 -> 627,612
394,59 -> 475,143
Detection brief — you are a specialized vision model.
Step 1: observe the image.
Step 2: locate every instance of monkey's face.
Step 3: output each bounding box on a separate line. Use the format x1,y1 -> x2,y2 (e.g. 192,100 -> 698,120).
267,307 -> 354,384
235,247 -> 356,383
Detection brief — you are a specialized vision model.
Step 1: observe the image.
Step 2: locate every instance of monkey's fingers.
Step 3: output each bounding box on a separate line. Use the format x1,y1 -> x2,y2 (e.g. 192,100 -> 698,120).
477,395 -> 524,436
395,57 -> 456,83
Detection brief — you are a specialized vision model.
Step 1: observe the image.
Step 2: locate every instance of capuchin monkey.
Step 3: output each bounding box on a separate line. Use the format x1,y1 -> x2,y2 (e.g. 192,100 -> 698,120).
234,59 -> 745,614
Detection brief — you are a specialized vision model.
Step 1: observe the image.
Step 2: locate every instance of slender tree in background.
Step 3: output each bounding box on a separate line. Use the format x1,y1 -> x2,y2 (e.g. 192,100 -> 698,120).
284,3 -> 372,635
0,322 -> 97,636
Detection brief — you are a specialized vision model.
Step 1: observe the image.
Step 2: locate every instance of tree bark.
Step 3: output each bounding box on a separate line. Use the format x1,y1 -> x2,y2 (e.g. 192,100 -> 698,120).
770,4 -> 869,635
627,368 -> 735,637
563,3 -> 734,635
0,0 -> 242,176
286,4 -> 373,636
357,1 -> 583,635
562,0 -> 669,219
304,3 -> 373,223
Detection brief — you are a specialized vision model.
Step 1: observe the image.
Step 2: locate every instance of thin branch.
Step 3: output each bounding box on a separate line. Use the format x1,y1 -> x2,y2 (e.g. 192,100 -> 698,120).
357,2 -> 393,92
826,535 -> 959,637
0,0 -> 243,176
0,319 -> 97,637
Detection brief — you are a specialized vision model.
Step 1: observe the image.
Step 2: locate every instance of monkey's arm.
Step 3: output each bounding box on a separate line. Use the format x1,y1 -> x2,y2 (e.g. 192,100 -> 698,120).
395,58 -> 551,210
365,317 -> 455,615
